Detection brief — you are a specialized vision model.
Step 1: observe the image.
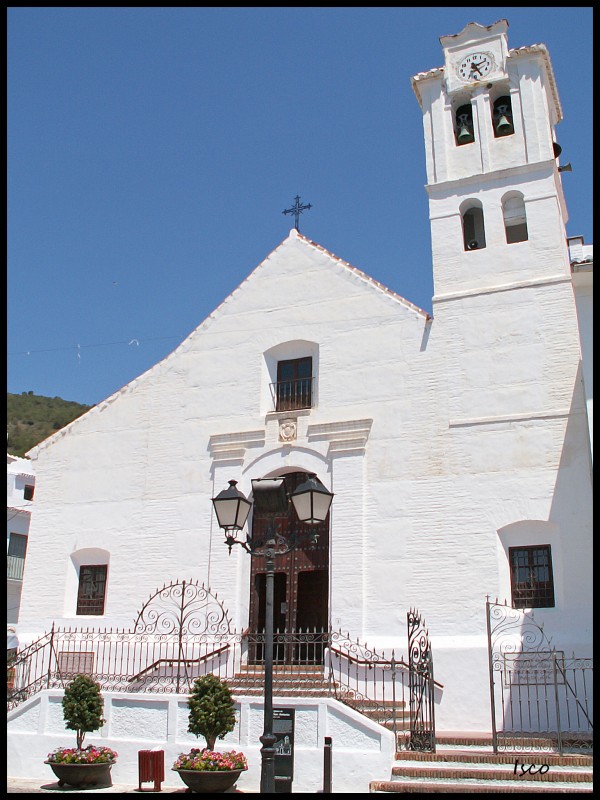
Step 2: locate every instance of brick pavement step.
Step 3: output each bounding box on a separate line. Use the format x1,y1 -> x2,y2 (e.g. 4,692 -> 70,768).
394,750 -> 593,767
391,763 -> 593,783
370,745 -> 593,793
369,779 -> 593,792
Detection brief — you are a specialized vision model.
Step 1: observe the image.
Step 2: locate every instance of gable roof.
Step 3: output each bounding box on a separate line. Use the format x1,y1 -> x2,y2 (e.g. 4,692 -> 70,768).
27,229 -> 429,458
293,230 -> 430,320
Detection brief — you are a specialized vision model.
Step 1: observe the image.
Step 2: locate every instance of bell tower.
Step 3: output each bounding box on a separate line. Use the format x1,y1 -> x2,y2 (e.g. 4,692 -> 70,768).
412,19 -> 571,300
411,20 -> 582,425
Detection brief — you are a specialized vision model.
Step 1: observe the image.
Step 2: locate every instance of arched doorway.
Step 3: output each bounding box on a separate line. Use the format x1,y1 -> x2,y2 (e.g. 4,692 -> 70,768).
248,471 -> 330,664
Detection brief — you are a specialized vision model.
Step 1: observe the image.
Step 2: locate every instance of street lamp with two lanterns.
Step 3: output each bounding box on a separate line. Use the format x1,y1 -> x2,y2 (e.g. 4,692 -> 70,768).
211,472 -> 333,794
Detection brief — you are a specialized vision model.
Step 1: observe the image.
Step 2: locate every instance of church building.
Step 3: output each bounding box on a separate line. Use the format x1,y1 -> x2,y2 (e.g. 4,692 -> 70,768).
8,20 -> 593,793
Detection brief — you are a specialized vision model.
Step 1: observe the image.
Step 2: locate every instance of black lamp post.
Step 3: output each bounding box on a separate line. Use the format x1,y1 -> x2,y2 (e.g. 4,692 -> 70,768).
211,473 -> 333,794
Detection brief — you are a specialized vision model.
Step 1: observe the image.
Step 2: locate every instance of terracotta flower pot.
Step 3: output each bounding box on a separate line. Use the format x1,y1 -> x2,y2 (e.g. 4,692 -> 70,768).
45,760 -> 113,788
172,767 -> 244,793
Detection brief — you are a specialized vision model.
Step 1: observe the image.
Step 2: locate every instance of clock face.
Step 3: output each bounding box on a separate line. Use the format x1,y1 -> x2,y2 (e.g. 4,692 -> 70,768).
458,52 -> 494,81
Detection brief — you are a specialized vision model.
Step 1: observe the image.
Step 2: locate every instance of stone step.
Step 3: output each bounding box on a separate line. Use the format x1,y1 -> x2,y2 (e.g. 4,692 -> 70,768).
231,686 -> 332,697
235,665 -> 326,674
229,680 -> 331,689
395,750 -> 593,767
371,745 -> 593,793
398,731 -> 593,753
391,762 -> 593,783
370,778 -> 593,792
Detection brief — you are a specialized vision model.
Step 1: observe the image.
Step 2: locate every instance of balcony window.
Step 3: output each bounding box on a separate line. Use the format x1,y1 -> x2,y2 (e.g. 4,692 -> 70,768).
7,533 -> 27,580
24,484 -> 35,501
273,357 -> 313,412
76,564 -> 108,615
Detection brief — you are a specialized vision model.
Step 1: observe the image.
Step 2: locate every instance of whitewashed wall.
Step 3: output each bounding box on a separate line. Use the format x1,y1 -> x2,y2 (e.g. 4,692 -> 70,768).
7,690 -> 395,793
14,225 -> 592,735
571,260 -> 593,462
13,23 -> 593,748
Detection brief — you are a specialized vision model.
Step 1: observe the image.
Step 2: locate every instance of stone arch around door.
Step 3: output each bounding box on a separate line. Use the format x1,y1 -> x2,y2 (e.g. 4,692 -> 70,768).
248,470 -> 330,664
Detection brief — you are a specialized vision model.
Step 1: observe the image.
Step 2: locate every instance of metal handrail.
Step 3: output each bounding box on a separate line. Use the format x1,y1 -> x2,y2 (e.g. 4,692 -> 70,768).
328,643 -> 443,689
127,644 -> 230,683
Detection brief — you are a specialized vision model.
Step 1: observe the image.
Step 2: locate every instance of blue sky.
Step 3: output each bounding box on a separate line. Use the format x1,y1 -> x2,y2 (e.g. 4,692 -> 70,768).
8,7 -> 593,408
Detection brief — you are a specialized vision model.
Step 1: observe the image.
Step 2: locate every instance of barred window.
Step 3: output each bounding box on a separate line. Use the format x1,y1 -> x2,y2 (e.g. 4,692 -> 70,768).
509,545 -> 555,609
76,565 -> 108,615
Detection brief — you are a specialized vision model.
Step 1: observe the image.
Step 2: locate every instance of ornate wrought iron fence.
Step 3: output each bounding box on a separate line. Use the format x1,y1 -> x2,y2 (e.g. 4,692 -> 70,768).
247,627 -> 329,666
486,598 -> 593,754
326,610 -> 439,752
6,628 -> 56,711
327,631 -> 411,742
7,581 -> 244,709
7,579 -> 439,755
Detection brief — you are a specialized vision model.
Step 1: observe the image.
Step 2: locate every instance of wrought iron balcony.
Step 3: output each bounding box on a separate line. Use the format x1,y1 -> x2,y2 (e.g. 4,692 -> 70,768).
270,377 -> 315,412
7,555 -> 25,581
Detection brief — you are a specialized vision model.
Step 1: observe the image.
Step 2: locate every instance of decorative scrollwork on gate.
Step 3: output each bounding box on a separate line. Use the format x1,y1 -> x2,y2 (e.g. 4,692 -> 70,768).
133,579 -> 234,637
7,581 -> 244,710
486,598 -> 593,754
407,609 -> 436,752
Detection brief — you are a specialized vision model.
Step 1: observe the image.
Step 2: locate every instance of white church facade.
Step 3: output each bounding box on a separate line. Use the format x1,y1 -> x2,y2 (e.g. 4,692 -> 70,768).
8,20 -> 592,793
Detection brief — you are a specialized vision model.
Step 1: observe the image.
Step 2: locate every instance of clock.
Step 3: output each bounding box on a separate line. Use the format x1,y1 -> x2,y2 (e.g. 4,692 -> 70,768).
457,52 -> 494,82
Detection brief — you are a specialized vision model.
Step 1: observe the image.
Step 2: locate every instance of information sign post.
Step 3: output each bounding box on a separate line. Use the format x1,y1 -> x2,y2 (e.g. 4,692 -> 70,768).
273,707 -> 295,793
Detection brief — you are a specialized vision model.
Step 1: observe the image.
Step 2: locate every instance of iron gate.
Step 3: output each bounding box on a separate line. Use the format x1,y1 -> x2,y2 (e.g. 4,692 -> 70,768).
486,598 -> 593,754
407,609 -> 436,751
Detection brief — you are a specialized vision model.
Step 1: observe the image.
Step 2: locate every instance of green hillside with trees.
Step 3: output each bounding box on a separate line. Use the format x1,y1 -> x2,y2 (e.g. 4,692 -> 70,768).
7,392 -> 93,458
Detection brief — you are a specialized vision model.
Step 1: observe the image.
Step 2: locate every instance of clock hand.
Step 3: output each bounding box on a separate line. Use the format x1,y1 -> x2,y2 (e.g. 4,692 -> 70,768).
470,63 -> 483,76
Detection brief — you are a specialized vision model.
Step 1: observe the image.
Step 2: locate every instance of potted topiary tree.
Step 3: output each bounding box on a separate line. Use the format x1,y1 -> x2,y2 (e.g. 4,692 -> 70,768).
172,674 -> 247,793
45,674 -> 117,788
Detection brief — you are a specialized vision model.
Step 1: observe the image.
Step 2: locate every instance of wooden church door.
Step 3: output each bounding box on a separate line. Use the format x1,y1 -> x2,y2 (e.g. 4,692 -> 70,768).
248,471 -> 330,664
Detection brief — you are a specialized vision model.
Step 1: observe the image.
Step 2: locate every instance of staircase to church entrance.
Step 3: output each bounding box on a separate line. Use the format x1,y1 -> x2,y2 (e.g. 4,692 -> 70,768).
369,734 -> 594,793
227,663 -> 411,730
228,664 -> 333,698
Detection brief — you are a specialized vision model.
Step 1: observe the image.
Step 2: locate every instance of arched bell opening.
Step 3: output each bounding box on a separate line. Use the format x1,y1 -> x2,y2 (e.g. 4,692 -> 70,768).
248,470 -> 330,665
454,102 -> 475,146
492,94 -> 515,138
461,200 -> 487,251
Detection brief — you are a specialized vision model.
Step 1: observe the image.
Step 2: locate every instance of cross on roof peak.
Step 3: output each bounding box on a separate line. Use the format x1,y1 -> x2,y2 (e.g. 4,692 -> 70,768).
282,195 -> 312,232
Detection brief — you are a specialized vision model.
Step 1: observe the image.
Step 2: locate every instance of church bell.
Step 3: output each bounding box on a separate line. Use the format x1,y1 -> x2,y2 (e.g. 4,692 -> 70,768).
493,97 -> 514,137
455,105 -> 474,145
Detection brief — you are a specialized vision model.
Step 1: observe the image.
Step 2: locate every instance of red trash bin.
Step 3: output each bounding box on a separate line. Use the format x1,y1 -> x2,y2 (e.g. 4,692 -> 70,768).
138,749 -> 165,792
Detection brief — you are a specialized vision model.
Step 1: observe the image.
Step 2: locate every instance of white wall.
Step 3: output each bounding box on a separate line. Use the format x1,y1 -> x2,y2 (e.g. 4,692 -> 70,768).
13,20 -> 593,744
15,227 -> 593,734
7,690 -> 395,793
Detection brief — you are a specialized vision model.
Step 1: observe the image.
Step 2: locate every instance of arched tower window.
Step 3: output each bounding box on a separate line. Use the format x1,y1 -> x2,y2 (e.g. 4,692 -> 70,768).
454,102 -> 475,146
502,192 -> 528,243
461,200 -> 486,250
492,95 -> 514,138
